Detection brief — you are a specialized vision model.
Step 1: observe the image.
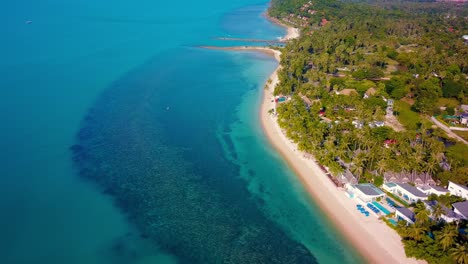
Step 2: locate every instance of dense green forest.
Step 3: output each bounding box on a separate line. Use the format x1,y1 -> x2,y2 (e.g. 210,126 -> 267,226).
395,200 -> 467,264
268,0 -> 467,263
268,0 -> 467,185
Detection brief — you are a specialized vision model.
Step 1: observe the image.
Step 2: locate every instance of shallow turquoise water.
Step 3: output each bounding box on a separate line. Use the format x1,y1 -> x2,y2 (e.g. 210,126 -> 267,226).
0,1 -> 364,263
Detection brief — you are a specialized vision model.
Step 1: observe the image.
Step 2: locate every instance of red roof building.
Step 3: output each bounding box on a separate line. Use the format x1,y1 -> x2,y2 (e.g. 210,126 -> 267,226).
320,18 -> 329,26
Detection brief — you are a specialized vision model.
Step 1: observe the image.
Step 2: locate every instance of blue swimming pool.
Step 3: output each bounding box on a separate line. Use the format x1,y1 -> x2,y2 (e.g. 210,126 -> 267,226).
389,219 -> 397,226
372,201 -> 391,215
386,197 -> 396,206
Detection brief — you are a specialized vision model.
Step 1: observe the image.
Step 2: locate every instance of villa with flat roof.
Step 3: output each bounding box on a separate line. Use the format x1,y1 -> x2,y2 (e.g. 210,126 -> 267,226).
417,185 -> 449,196
448,181 -> 468,199
423,200 -> 461,223
452,201 -> 468,220
395,207 -> 415,224
347,183 -> 385,202
383,182 -> 428,203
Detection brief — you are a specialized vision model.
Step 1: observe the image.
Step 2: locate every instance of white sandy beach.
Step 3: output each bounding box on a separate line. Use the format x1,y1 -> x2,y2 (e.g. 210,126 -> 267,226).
255,29 -> 424,263
264,12 -> 300,41
282,27 -> 300,40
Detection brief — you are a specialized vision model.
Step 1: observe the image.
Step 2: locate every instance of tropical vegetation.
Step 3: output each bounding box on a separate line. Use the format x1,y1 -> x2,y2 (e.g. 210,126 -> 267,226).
268,0 -> 468,263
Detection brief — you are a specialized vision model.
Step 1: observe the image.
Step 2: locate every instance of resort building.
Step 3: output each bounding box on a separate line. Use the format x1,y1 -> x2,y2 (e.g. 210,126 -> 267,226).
395,207 -> 415,224
383,182 -> 428,203
452,201 -> 468,220
347,183 -> 385,203
448,181 -> 468,199
417,185 -> 450,196
423,201 -> 461,223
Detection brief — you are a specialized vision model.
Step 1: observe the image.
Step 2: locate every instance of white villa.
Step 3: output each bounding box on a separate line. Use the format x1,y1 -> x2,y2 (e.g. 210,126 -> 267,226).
417,185 -> 450,196
383,182 -> 428,203
423,200 -> 461,223
448,181 -> 468,199
395,207 -> 415,224
347,183 -> 385,203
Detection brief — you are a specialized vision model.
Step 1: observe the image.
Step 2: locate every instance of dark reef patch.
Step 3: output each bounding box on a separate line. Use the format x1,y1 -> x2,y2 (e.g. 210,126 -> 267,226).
71,56 -> 317,263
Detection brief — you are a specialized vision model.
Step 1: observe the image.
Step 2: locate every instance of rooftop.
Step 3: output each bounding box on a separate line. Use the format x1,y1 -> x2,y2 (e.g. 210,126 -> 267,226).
443,205 -> 461,219
453,201 -> 468,218
396,183 -> 428,198
419,186 -> 431,191
395,207 -> 415,222
423,200 -> 437,207
385,182 -> 397,188
432,186 -> 449,193
366,87 -> 377,95
338,89 -> 358,96
353,183 -> 384,196
419,185 -> 449,193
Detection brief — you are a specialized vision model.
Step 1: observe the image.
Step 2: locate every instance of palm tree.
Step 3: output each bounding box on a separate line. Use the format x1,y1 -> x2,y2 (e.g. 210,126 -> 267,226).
376,158 -> 387,175
450,243 -> 468,264
432,203 -> 445,223
328,161 -> 344,177
415,203 -> 430,225
416,210 -> 430,225
424,157 -> 439,177
351,154 -> 367,182
396,221 -> 409,237
438,225 -> 459,251
367,146 -> 380,171
408,225 -> 427,241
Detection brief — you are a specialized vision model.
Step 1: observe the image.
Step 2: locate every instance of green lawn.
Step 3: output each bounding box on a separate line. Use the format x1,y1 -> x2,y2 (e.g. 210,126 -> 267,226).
394,100 -> 424,130
437,98 -> 460,108
453,130 -> 468,141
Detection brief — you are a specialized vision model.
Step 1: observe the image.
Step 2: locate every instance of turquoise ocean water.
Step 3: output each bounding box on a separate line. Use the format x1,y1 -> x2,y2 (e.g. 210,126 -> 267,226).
0,1 -> 364,263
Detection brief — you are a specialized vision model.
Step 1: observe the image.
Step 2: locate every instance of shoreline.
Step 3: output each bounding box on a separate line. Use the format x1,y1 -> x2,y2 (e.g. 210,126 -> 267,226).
256,17 -> 423,264
264,12 -> 300,40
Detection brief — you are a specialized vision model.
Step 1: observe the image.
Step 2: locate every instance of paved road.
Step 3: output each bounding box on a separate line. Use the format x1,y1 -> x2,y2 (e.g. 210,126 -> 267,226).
430,116 -> 468,145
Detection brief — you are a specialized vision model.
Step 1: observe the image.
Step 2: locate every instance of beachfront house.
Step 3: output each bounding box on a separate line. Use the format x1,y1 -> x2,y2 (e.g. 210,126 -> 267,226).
417,185 -> 450,196
452,201 -> 468,220
395,207 -> 415,224
448,181 -> 468,199
383,182 -> 428,203
423,201 -> 461,223
347,183 -> 385,203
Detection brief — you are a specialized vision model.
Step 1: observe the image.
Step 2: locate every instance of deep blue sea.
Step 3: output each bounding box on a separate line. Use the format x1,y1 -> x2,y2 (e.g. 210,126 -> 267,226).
0,1 -> 364,263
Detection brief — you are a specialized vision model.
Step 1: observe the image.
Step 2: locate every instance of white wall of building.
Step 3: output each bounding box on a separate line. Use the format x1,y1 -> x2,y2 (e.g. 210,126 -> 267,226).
448,181 -> 468,200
